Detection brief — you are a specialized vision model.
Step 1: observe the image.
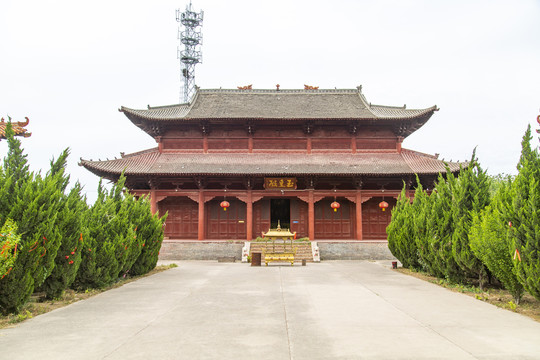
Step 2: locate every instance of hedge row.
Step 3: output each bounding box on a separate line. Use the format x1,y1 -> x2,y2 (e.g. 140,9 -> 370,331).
388,125 -> 540,304
0,121 -> 167,314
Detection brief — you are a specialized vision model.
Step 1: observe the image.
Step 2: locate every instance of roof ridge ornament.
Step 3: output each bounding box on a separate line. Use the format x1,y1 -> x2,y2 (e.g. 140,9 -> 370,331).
304,84 -> 319,90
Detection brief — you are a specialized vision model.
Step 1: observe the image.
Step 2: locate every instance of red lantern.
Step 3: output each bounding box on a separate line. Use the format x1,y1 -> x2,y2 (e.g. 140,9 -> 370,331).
220,200 -> 230,211
379,201 -> 389,211
330,201 -> 340,212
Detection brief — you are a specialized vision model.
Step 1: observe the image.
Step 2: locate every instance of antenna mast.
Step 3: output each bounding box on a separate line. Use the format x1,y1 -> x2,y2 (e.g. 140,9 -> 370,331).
176,2 -> 203,103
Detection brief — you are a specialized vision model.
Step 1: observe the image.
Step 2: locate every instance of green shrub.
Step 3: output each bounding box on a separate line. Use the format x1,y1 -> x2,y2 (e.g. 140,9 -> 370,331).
0,219 -> 21,280
387,186 -> 419,269
130,196 -> 167,276
452,151 -> 491,288
508,125 -> 540,300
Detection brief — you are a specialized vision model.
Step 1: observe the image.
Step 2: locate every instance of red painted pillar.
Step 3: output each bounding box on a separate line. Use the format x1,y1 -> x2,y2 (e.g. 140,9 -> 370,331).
246,190 -> 253,241
203,136 -> 208,154
150,190 -> 157,215
356,190 -> 363,240
308,190 -> 315,240
198,190 -> 205,240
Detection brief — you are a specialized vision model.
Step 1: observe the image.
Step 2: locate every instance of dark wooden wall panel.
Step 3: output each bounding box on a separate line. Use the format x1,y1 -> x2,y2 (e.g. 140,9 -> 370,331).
314,198 -> 354,239
290,198 -> 308,238
208,138 -> 248,150
160,197 -> 198,239
253,138 -> 307,150
312,138 -> 351,150
361,197 -> 396,240
356,138 -> 396,150
206,198 -> 247,239
253,199 -> 271,237
162,138 -> 203,150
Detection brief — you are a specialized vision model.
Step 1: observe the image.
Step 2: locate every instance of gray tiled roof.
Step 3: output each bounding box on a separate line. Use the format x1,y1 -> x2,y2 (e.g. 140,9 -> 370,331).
120,88 -> 437,121
80,148 -> 461,177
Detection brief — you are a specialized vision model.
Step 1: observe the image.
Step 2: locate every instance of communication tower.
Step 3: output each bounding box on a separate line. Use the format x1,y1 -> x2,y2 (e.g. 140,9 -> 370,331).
176,2 -> 203,103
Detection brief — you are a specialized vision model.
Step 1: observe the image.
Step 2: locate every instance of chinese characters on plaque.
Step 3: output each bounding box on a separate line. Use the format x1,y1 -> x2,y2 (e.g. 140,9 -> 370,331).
264,177 -> 297,190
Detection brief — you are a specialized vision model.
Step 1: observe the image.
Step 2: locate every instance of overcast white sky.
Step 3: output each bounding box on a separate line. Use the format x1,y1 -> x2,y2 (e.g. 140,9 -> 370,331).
1,0 -> 539,202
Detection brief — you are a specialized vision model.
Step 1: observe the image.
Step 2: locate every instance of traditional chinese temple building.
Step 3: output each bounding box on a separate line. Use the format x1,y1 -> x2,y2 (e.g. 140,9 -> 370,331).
81,87 -> 460,242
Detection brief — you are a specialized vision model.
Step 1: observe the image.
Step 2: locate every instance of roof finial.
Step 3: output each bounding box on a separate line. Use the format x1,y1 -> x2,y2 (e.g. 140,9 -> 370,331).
357,85 -> 362,92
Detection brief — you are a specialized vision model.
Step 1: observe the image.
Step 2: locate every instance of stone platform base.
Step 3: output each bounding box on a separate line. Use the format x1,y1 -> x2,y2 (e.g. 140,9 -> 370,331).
316,240 -> 395,260
159,240 -> 245,260
159,239 -> 395,261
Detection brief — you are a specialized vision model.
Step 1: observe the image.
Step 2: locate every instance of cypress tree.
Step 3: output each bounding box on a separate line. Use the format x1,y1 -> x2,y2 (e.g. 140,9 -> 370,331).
74,180 -> 118,289
427,172 -> 463,282
469,181 -> 524,303
129,196 -> 167,276
0,122 -> 65,312
387,186 -> 420,269
412,177 -> 439,275
0,123 -> 57,312
0,219 -> 21,280
74,176 -> 135,288
115,193 -> 141,278
452,151 -> 491,288
41,183 -> 87,299
508,124 -> 540,300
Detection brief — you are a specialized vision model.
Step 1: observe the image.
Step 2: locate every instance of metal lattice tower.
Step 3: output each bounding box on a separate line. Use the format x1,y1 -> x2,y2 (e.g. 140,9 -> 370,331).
176,2 -> 203,103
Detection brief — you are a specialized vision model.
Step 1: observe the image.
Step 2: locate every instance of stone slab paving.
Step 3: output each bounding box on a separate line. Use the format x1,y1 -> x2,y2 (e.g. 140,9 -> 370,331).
1,261 -> 540,359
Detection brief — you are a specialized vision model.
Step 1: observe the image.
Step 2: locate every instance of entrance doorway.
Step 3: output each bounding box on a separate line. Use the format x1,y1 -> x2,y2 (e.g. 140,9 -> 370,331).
270,199 -> 290,229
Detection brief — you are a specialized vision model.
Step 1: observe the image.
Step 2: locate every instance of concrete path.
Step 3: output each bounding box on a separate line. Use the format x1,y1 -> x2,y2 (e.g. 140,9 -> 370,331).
1,261 -> 540,360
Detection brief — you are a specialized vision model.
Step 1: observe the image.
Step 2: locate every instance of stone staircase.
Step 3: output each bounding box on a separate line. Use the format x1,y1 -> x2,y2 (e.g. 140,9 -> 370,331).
247,241 -> 316,262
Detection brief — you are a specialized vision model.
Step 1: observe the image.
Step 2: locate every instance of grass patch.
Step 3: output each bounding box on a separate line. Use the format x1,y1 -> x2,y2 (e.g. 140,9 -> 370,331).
0,263 -> 178,329
395,267 -> 540,322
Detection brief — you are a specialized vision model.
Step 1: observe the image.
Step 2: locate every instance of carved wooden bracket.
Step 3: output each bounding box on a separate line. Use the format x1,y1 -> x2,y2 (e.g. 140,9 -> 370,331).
147,178 -> 160,189
303,121 -> 314,135
297,195 -> 309,203
344,196 -> 356,204
204,195 -> 216,203
348,121 -> 359,135
193,176 -> 206,189
245,122 -> 256,135
251,195 -> 265,203
156,195 -> 168,203
150,122 -> 162,137
199,121 -> 211,136
186,194 -> 200,203
361,196 -> 373,204
235,195 -> 247,204
313,195 -> 326,203
353,176 -> 363,190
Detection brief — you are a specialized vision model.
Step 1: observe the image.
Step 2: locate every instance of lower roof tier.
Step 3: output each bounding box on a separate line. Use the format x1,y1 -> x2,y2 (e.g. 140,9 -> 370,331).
80,148 -> 462,178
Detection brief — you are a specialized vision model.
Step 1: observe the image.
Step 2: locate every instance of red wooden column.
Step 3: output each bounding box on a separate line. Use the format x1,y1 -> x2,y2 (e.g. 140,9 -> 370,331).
198,190 -> 205,240
356,190 -> 363,240
308,190 -> 315,240
150,190 -> 157,214
246,190 -> 253,241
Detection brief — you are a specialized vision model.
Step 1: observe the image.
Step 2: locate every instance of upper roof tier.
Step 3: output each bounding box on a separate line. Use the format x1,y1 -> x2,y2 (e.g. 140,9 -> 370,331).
120,88 -> 438,138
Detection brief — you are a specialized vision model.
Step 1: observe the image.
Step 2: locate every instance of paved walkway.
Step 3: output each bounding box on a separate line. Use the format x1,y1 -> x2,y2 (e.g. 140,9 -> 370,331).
1,261 -> 540,359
